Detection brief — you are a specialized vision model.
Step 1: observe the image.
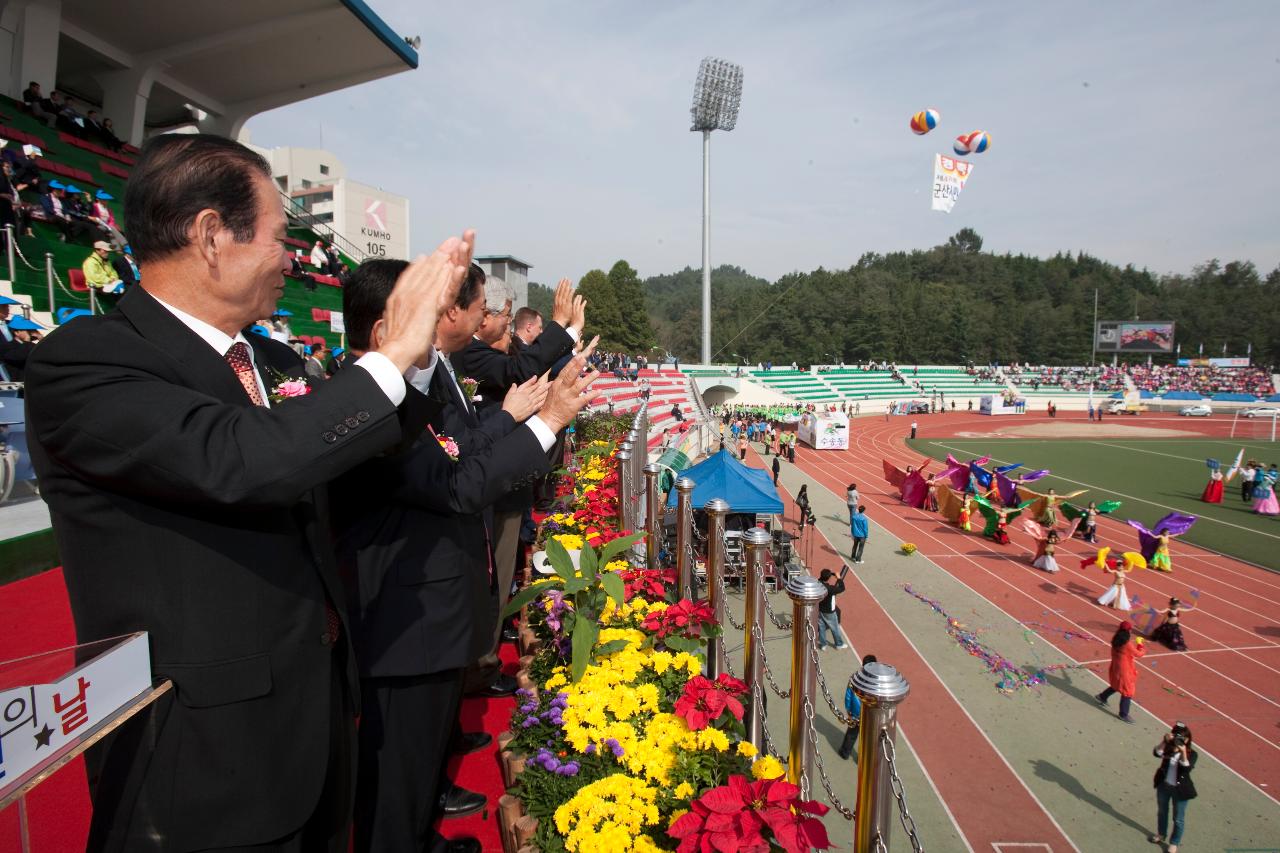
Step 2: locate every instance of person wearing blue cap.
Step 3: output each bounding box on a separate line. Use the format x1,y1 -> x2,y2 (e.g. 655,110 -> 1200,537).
39,181 -> 92,242
112,243 -> 140,289
89,190 -> 126,248
0,299 -> 40,381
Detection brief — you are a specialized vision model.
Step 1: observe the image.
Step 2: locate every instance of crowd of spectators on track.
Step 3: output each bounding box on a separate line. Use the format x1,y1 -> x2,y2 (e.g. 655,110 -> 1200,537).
968,363 -> 1276,397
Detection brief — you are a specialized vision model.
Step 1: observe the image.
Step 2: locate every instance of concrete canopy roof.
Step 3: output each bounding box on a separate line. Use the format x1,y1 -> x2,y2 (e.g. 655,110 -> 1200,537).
56,0 -> 417,134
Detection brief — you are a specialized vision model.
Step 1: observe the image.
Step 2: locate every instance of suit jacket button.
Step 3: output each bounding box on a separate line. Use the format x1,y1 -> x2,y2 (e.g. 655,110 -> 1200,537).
320,632 -> 333,646
322,431 -> 338,443
345,416 -> 359,428
356,411 -> 371,422
335,424 -> 350,436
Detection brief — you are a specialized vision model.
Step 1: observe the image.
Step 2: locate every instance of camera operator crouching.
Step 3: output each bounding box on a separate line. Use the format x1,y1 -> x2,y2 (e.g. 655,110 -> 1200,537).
1149,722 -> 1197,852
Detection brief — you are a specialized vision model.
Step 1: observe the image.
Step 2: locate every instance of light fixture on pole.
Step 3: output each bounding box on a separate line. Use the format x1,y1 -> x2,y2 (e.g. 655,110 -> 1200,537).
690,57 -> 743,365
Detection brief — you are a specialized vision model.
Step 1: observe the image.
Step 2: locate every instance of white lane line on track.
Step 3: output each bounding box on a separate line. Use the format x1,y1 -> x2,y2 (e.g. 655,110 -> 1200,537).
805,432 -> 1280,756
855,431 -> 1280,686
929,440 -> 1280,543
799,509 -> 1075,853
799,435 -> 1280,803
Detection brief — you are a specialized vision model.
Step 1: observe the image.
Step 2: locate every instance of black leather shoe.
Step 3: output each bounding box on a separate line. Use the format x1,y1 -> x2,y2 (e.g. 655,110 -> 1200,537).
476,673 -> 518,698
438,784 -> 486,818
453,731 -> 492,755
501,624 -> 520,643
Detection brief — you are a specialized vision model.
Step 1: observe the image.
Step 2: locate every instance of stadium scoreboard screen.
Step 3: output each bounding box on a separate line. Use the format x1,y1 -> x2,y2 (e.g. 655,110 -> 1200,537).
1095,321 -> 1176,353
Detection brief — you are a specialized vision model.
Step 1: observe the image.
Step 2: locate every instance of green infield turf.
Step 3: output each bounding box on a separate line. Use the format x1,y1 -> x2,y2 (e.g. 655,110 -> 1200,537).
906,437 -> 1280,570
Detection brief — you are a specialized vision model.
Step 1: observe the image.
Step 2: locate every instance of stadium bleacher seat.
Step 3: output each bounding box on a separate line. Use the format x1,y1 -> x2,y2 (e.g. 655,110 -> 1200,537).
67,268 -> 88,292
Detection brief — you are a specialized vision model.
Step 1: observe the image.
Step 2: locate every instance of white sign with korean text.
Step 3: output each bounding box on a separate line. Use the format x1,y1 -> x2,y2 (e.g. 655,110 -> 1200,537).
932,154 -> 973,213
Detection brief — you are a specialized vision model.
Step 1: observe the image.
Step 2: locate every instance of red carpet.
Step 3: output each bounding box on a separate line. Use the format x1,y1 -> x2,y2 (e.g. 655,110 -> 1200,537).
0,569 -> 513,853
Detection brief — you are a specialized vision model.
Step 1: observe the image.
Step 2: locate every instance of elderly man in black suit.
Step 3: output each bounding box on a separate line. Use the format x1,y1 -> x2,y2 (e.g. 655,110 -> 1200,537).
452,277 -> 587,685
24,133 -> 472,853
333,259 -> 598,853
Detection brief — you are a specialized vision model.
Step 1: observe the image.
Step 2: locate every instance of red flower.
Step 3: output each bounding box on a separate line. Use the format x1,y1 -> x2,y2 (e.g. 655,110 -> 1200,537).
674,674 -> 747,731
620,567 -> 675,600
642,598 -> 716,638
669,775 -> 830,853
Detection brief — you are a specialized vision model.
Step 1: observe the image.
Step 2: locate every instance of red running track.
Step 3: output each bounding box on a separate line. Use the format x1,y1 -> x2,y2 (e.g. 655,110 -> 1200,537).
787,413 -> 1280,806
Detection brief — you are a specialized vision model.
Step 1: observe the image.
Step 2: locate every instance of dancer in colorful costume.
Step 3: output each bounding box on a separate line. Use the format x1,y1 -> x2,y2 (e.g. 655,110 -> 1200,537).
1150,597 -> 1189,651
972,494 -> 1031,545
932,483 -> 974,530
1084,547 -> 1146,609
1200,459 -> 1225,504
882,457 -> 933,508
991,466 -> 1050,507
1127,512 -> 1198,573
1062,499 -> 1122,543
1018,485 -> 1087,527
1020,517 -> 1080,573
1251,465 -> 1279,516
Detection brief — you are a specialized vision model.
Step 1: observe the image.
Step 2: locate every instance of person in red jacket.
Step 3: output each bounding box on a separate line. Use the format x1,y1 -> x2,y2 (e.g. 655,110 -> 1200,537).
1095,620 -> 1146,723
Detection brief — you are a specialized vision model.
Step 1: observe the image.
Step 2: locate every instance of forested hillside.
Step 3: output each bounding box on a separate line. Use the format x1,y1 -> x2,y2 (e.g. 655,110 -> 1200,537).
528,230 -> 1280,367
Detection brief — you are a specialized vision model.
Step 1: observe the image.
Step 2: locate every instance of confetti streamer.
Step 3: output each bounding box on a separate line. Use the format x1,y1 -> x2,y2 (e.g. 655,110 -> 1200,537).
903,584 -> 1086,694
1020,621 -> 1094,642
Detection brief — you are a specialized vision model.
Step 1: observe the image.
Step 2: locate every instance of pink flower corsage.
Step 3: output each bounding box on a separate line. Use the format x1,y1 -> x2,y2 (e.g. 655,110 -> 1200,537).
461,376 -> 481,402
269,378 -> 311,404
430,427 -> 460,461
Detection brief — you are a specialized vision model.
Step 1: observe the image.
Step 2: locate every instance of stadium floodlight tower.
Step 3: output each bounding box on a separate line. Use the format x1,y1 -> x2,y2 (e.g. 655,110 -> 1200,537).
690,57 -> 743,366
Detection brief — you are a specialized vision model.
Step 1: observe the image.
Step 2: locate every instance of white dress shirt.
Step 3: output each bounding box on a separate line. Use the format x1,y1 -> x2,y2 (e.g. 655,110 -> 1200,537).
152,296 -> 435,405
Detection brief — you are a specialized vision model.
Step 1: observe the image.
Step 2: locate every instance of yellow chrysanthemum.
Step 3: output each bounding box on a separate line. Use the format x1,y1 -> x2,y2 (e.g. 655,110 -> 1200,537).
737,741 -> 758,758
752,754 -> 786,780
553,774 -> 660,852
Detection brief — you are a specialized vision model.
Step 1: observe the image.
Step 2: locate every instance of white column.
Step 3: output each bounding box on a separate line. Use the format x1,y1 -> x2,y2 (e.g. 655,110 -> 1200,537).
3,0 -> 61,100
99,66 -> 155,147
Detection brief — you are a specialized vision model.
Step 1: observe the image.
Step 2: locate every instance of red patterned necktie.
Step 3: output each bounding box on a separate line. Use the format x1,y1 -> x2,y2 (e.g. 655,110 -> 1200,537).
224,341 -> 341,645
224,341 -> 265,406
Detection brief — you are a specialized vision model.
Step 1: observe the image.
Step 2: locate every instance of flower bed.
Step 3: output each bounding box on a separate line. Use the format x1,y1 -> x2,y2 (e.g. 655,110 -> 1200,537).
501,427 -> 830,853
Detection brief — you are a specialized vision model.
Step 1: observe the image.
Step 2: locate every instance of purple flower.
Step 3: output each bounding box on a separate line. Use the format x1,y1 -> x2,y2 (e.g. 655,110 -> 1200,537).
605,738 -> 625,758
584,743 -> 597,755
555,761 -> 580,776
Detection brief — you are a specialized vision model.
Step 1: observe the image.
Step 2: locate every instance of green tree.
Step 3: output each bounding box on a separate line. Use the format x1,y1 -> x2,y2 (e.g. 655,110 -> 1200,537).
947,228 -> 984,254
576,269 -> 625,350
525,281 -> 554,317
606,260 -> 656,351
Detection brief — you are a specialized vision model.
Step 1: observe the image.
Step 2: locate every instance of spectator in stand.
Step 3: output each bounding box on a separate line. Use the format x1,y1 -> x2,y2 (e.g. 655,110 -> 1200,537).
22,81 -> 56,127
0,299 -> 39,381
84,110 -> 121,152
325,243 -> 342,277
111,245 -> 140,291
337,262 -> 352,286
0,160 -> 33,242
100,117 -> 125,152
310,239 -> 329,273
671,402 -> 684,423
82,241 -> 123,296
87,190 -> 126,248
305,345 -> 328,380
40,181 -> 92,242
55,94 -> 87,138
290,255 -> 317,292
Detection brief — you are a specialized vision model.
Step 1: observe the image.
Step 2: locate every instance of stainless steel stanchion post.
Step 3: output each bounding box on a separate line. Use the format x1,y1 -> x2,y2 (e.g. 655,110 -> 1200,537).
853,662 -> 912,853
704,497 -> 730,678
674,478 -> 696,600
44,252 -> 55,319
786,573 -> 825,798
615,447 -> 632,533
643,462 -> 661,569
741,527 -> 771,752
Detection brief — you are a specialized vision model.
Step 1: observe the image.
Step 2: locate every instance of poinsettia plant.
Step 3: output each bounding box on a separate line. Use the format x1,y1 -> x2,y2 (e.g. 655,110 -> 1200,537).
667,775 -> 831,853
674,673 -> 748,732
642,598 -> 721,653
503,532 -> 645,682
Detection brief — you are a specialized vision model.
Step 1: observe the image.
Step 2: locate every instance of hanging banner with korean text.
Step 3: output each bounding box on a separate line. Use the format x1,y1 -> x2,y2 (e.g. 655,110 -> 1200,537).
932,154 -> 973,213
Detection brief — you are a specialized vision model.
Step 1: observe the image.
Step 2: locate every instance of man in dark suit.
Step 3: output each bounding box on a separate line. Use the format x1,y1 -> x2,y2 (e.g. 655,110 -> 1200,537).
332,259 -> 598,853
452,277 -> 587,686
0,300 -> 37,381
24,133 -> 472,853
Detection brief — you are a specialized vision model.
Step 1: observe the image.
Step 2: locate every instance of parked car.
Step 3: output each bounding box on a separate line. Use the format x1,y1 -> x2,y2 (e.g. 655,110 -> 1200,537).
1242,407 -> 1280,418
1179,404 -> 1213,417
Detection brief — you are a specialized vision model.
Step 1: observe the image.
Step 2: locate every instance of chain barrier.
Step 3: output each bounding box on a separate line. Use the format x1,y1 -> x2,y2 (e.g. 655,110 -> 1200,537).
753,621 -> 790,699
715,539 -> 745,631
881,730 -> 925,853
806,695 -> 855,820
806,620 -> 854,726
754,685 -> 786,763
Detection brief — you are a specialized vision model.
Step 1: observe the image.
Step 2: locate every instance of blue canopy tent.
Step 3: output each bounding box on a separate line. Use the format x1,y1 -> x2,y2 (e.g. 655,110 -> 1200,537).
664,449 -> 784,514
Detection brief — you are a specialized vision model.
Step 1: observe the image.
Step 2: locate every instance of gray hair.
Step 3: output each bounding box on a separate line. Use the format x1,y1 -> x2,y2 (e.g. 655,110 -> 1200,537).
484,279 -> 513,313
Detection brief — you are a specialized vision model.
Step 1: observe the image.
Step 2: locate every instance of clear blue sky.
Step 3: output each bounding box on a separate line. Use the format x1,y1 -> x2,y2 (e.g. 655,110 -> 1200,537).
246,1 -> 1280,284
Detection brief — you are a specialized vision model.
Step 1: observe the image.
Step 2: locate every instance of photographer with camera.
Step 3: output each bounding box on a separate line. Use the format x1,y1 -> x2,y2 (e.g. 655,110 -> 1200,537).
1149,722 -> 1197,852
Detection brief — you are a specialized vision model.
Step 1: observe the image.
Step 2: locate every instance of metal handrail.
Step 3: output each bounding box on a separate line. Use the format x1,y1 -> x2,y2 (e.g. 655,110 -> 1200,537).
277,190 -> 366,265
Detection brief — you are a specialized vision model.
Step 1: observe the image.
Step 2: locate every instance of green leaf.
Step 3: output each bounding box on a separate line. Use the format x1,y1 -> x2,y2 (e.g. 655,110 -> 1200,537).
599,532 -> 644,565
501,579 -> 563,619
578,542 -> 598,582
546,538 -> 577,582
593,639 -> 631,658
570,621 -> 599,682
662,635 -> 702,654
599,570 -> 625,607
562,577 -> 590,595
